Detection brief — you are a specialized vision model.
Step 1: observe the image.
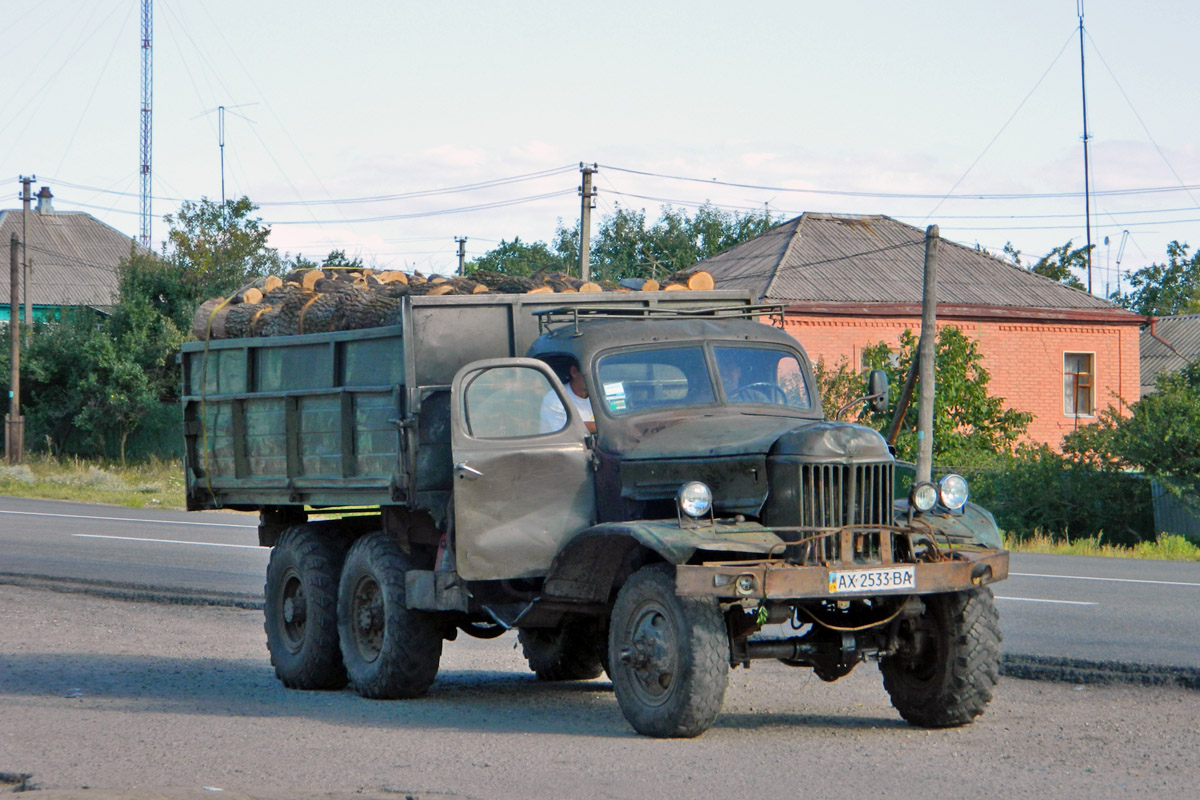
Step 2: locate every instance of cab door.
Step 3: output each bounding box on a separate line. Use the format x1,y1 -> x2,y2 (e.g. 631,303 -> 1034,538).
450,357 -> 596,581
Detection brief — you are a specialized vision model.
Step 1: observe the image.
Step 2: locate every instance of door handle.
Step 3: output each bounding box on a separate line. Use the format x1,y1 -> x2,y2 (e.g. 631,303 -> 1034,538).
454,462 -> 484,480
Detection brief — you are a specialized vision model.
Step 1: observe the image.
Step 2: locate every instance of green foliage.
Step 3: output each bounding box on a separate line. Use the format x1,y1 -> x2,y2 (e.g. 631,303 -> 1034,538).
1,196 -> 277,461
967,445 -> 1154,546
1111,240 -> 1200,316
465,236 -> 570,277
1031,240 -> 1089,290
164,196 -> 282,295
1113,361 -> 1200,491
465,202 -> 776,281
817,327 -> 1032,464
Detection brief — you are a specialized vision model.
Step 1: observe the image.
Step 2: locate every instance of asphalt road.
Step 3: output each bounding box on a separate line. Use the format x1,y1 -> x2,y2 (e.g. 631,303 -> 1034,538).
1,584 -> 1197,800
2,494 -> 1199,671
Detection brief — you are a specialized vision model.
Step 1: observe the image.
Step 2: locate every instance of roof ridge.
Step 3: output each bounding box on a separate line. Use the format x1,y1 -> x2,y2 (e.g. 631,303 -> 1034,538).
762,215 -> 806,299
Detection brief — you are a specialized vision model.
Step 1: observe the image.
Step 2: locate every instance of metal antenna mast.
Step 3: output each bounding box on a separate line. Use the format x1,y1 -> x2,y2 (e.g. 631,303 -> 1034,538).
140,0 -> 153,247
1078,0 -> 1093,293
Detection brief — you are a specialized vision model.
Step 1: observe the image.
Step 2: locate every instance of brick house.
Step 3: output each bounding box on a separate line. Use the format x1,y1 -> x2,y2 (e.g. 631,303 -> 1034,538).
0,186 -> 146,324
697,213 -> 1145,449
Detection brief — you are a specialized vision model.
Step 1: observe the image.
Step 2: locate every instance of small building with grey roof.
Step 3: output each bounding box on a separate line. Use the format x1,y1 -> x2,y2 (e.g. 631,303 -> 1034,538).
1140,314 -> 1200,395
0,186 -> 149,324
697,212 -> 1146,448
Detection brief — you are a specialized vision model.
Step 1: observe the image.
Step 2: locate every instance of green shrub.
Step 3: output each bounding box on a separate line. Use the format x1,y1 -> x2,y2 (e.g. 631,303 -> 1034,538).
963,445 -> 1155,546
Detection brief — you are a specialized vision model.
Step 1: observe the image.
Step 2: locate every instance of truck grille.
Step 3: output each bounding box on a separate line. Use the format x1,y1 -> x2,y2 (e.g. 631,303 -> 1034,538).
797,462 -> 894,529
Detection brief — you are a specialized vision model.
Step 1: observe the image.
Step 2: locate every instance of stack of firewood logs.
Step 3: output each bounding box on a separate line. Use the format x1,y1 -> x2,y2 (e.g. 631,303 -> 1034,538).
191,267 -> 716,341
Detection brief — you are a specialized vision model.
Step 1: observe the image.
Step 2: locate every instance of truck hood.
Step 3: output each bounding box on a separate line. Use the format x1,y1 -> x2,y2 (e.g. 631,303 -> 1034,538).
622,415 -> 823,460
769,420 -> 892,461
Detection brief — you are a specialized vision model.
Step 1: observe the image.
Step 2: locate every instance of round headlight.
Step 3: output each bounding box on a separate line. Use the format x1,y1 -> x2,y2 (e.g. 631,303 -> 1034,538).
911,482 -> 938,513
938,474 -> 969,510
678,481 -> 713,518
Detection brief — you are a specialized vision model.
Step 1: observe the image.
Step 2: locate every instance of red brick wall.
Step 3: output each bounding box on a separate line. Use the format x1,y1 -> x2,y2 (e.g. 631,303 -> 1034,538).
784,313 -> 1141,450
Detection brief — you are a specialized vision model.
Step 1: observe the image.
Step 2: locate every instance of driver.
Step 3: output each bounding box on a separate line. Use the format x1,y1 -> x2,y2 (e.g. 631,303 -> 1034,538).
540,363 -> 597,433
718,358 -> 770,404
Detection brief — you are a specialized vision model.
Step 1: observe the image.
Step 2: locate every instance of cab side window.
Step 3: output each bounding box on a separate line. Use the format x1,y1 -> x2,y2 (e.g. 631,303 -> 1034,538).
463,366 -> 562,438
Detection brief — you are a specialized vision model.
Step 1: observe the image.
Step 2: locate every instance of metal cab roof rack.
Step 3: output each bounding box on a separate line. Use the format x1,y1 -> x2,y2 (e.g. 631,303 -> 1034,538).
534,303 -> 786,335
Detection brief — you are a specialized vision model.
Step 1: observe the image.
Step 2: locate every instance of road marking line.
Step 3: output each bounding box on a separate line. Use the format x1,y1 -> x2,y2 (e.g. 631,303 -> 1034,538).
0,509 -> 256,528
1011,571 -> 1200,589
73,534 -> 263,550
995,596 -> 1098,606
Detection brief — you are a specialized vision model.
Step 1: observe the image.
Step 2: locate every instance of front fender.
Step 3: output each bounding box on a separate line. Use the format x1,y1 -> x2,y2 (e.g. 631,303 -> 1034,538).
901,501 -> 1003,549
541,520 -> 783,603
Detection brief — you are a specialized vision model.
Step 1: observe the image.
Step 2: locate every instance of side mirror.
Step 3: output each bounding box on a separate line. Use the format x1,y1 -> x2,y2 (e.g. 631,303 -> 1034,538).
867,369 -> 889,414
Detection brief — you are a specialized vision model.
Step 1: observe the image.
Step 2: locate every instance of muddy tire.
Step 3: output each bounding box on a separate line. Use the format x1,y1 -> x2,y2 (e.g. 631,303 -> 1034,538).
608,564 -> 729,738
880,588 -> 1001,727
518,619 -> 605,681
337,532 -> 442,699
263,525 -> 348,690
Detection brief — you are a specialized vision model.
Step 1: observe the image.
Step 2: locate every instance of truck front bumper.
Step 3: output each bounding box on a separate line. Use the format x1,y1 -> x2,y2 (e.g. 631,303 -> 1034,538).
675,549 -> 1008,601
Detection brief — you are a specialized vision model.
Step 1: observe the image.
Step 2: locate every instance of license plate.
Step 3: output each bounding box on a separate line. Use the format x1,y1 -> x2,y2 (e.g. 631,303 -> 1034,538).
827,566 -> 916,594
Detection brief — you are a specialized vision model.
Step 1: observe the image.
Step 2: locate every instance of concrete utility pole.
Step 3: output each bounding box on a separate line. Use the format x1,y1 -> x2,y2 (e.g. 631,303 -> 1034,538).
455,236 -> 467,276
915,225 -> 939,484
578,163 -> 597,281
7,233 -> 24,463
20,177 -> 33,341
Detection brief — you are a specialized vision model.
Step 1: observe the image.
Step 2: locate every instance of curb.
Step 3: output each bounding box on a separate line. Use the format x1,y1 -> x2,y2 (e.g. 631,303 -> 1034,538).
0,572 -> 263,611
1001,653 -> 1200,690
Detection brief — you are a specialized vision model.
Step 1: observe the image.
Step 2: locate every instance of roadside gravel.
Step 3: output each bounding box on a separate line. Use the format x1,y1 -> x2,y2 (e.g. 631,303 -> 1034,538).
2,584 -> 1197,800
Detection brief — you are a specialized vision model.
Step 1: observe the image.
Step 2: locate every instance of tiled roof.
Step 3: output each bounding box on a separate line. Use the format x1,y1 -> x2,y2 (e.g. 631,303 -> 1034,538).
699,213 -> 1133,314
0,206 -> 148,308
1140,313 -> 1200,395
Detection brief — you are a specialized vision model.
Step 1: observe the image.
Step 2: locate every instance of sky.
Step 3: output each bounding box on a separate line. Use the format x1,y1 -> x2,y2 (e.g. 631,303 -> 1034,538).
3,0 -> 1198,296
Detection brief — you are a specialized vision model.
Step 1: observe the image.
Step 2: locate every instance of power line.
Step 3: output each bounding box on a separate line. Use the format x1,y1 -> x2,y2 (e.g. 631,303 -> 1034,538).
598,163 -> 1200,202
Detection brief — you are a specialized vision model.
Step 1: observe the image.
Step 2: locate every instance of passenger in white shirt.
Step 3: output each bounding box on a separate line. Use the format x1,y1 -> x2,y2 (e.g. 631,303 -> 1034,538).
540,363 -> 596,434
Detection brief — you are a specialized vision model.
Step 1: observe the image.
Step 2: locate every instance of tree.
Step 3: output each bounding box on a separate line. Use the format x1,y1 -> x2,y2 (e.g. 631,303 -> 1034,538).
1067,360 -> 1200,494
815,327 -> 1032,464
1111,241 -> 1200,317
464,236 -> 569,277
465,202 -> 777,283
164,196 -> 282,295
1031,241 -> 1088,290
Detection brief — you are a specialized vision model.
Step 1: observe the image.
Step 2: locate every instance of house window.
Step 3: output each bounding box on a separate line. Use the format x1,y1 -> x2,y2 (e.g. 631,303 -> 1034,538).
860,346 -> 900,371
1064,353 -> 1094,416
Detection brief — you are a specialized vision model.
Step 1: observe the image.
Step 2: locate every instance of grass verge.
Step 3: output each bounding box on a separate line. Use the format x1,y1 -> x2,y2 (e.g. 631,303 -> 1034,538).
0,454 -> 185,509
1006,532 -> 1200,561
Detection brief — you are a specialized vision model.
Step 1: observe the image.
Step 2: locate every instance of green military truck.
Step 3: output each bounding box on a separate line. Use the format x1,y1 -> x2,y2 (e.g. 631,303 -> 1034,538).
182,290 -> 1007,737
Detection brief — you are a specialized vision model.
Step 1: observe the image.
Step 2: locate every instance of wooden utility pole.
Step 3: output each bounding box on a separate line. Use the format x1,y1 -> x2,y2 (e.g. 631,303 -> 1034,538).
7,233 -> 24,463
455,236 -> 467,276
915,225 -> 939,484
578,163 -> 597,281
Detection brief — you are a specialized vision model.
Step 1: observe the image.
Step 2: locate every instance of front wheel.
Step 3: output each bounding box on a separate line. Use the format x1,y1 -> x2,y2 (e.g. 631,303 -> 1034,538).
337,532 -> 443,699
879,588 -> 1001,727
608,564 -> 729,738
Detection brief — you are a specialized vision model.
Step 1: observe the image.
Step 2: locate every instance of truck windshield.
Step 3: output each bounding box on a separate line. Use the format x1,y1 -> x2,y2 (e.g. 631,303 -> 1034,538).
713,345 -> 811,409
595,344 -> 812,415
596,346 -> 715,415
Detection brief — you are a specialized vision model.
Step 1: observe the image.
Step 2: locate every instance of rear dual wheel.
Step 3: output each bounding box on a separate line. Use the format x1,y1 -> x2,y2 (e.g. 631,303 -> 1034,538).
263,525 -> 347,690
337,532 -> 443,699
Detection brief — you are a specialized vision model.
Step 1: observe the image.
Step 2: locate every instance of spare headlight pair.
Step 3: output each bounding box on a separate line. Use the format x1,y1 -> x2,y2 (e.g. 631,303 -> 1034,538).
910,473 -> 969,513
